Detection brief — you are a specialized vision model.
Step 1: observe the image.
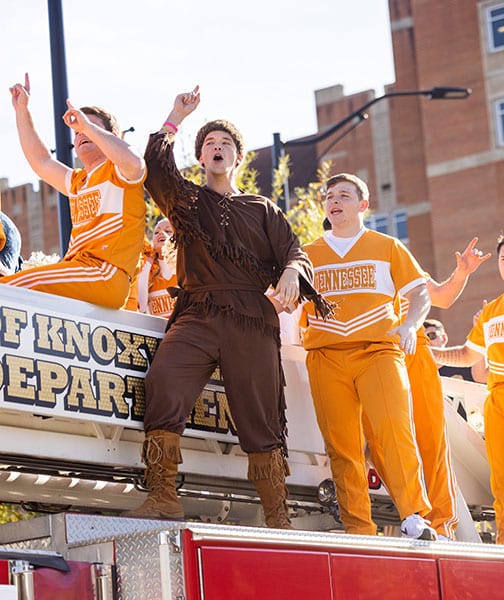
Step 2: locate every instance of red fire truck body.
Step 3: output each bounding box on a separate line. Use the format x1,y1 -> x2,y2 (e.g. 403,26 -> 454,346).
1,515 -> 504,599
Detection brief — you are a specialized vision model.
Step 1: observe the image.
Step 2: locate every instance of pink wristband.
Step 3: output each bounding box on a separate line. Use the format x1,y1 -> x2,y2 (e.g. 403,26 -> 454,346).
162,120 -> 178,133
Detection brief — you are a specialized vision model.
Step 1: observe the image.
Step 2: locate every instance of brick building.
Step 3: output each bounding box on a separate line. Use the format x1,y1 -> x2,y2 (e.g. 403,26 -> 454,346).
255,0 -> 504,343
0,177 -> 60,260
382,0 -> 504,343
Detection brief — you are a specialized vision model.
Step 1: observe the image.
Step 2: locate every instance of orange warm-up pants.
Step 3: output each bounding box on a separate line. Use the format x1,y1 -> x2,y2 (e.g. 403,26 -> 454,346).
0,255 -> 131,309
364,341 -> 459,539
484,384 -> 504,544
306,341 -> 431,536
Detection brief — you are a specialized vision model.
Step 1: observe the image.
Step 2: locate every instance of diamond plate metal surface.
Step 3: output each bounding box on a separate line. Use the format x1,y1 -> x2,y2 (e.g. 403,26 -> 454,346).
0,538 -> 53,552
65,513 -> 181,546
159,530 -> 186,600
114,529 -> 181,600
64,515 -> 186,599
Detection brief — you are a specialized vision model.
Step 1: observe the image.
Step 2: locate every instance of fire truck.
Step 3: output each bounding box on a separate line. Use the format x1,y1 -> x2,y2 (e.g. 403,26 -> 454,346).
0,284 -> 502,598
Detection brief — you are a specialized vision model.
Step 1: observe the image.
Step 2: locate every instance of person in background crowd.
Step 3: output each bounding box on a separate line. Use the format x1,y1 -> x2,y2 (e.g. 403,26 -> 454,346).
137,217 -> 177,318
431,234 -> 504,544
0,195 -> 22,276
367,237 -> 490,540
424,318 -> 478,381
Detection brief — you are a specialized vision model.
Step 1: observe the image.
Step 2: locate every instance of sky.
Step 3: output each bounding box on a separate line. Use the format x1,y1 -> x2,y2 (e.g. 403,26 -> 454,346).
1,0 -> 395,189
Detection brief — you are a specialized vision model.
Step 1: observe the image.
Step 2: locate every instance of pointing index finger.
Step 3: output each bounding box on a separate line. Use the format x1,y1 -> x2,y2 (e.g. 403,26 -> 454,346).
463,237 -> 478,255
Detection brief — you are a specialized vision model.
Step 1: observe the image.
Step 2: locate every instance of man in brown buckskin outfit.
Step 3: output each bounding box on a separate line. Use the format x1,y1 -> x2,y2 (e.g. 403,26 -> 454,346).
127,87 -> 330,528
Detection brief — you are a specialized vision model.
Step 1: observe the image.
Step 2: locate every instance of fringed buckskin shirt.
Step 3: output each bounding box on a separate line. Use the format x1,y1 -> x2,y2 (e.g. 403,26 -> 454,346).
144,131 -> 330,335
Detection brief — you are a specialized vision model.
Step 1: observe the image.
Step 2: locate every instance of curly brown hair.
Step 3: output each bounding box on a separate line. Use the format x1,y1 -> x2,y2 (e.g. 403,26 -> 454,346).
194,119 -> 244,160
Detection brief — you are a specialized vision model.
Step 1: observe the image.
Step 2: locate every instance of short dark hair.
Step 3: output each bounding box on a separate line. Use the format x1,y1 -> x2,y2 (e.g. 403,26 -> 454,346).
81,106 -> 121,136
325,173 -> 369,202
194,119 -> 244,160
423,318 -> 445,331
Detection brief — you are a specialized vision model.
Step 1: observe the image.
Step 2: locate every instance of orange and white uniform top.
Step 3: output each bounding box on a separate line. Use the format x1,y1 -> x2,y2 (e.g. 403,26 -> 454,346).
146,264 -> 178,319
466,294 -> 504,389
64,160 -> 146,279
302,228 -> 427,350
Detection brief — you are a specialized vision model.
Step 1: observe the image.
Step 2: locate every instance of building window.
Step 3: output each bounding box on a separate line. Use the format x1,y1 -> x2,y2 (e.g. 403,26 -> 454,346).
487,4 -> 504,51
364,212 -> 409,243
364,213 -> 388,234
393,211 -> 409,244
496,99 -> 504,145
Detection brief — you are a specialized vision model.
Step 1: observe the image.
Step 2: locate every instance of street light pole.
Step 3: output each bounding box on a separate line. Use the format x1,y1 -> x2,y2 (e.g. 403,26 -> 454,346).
272,86 -> 471,209
272,132 -> 290,212
48,0 -> 72,256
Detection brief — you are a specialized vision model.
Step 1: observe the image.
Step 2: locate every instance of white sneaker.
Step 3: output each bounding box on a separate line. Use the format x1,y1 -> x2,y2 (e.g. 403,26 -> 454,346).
400,514 -> 437,541
437,534 -> 452,542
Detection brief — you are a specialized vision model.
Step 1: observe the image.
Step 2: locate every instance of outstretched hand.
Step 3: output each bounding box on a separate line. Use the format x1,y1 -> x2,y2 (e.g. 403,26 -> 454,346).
62,99 -> 91,133
170,85 -> 201,121
9,73 -> 30,109
456,237 -> 491,275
